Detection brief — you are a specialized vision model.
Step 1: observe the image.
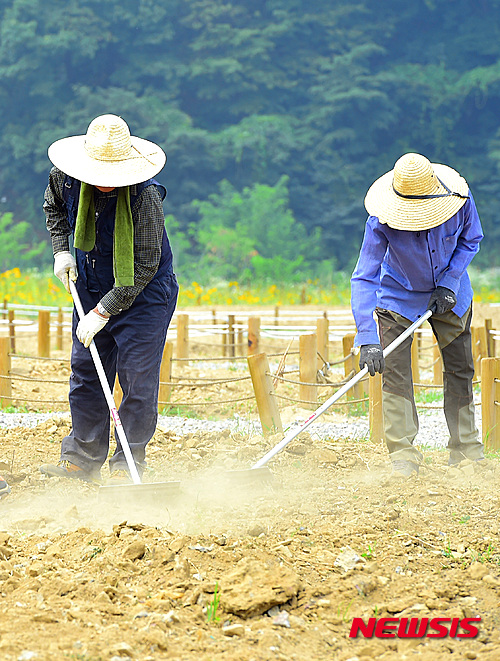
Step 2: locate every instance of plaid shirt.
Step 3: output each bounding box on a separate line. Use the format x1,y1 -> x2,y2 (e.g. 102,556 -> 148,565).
44,167 -> 166,315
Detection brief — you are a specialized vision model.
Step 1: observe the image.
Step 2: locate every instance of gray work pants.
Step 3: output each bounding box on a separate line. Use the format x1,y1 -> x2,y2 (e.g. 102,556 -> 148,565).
376,306 -> 484,464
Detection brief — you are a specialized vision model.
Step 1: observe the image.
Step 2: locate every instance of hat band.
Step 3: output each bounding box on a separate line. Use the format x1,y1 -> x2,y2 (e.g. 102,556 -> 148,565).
392,177 -> 469,200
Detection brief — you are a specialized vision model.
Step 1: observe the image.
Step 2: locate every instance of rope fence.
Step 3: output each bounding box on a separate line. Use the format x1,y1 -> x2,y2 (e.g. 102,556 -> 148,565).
0,301 -> 497,447
269,371 -> 357,388
11,355 -> 71,363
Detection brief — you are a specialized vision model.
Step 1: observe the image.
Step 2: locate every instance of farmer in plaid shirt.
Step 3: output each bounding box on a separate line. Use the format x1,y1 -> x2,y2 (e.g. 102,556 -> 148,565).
42,115 -> 178,485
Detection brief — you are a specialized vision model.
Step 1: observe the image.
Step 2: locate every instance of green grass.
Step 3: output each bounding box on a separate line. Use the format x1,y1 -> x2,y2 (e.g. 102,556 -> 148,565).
343,395 -> 369,417
160,405 -> 201,418
361,543 -> 375,560
337,599 -> 354,622
2,404 -> 32,413
414,388 -> 444,404
206,583 -> 221,623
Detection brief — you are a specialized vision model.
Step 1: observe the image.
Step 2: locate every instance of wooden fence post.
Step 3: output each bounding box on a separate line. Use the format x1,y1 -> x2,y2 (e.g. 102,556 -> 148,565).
472,326 -> 488,378
0,336 -> 11,408
471,326 -> 479,370
248,317 -> 260,356
342,333 -> 356,378
485,319 -> 494,357
38,310 -> 50,358
481,357 -> 500,450
478,326 -> 488,375
433,343 -> 443,386
159,340 -> 173,412
238,328 -> 244,355
342,333 -> 362,401
8,309 -> 15,353
247,352 -> 283,435
369,372 -> 384,443
176,313 -> 189,367
56,307 -> 63,351
411,335 -> 420,384
228,314 -> 235,358
299,333 -> 317,409
113,375 -> 123,409
316,317 -> 329,369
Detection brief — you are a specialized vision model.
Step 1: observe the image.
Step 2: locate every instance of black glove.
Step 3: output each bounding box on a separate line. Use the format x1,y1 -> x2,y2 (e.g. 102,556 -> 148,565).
427,286 -> 457,315
359,344 -> 385,376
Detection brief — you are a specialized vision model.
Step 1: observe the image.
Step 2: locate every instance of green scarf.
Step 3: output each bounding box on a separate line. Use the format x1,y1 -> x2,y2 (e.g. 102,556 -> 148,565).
74,183 -> 135,287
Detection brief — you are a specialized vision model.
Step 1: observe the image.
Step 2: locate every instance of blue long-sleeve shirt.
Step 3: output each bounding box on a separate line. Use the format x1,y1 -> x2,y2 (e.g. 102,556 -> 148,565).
350,194 -> 483,346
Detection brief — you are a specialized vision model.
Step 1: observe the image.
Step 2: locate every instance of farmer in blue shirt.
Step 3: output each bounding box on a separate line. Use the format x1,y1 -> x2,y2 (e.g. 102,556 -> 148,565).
351,153 -> 485,477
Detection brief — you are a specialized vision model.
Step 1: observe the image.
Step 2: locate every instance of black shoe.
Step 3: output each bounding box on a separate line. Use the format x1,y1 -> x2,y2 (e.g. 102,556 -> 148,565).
392,460 -> 419,477
40,460 -> 100,484
0,475 -> 10,499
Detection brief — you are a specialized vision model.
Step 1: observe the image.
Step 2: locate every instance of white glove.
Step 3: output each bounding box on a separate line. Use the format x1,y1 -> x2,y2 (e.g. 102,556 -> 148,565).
76,308 -> 109,348
54,251 -> 77,293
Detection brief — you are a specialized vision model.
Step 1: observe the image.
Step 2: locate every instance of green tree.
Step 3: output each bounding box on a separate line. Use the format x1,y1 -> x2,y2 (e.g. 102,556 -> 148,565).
190,175 -> 321,282
0,212 -> 46,272
0,0 -> 500,274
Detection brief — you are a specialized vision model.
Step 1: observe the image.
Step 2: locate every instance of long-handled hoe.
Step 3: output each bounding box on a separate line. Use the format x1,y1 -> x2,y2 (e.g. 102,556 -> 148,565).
229,308 -> 433,481
69,280 -> 180,503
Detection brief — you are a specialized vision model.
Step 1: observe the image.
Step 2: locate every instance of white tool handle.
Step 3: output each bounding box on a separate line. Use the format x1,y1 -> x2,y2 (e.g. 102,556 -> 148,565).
69,280 -> 142,485
252,308 -> 433,469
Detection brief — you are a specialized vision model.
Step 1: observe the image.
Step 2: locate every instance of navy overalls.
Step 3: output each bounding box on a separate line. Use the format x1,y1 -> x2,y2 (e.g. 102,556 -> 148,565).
60,177 -> 178,478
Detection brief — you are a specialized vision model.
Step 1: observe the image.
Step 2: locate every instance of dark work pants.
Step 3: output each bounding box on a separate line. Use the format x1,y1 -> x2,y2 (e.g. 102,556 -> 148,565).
376,306 -> 484,464
61,274 -> 178,478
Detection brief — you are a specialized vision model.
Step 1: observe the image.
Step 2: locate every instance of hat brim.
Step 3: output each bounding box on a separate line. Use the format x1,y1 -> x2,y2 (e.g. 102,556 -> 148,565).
364,163 -> 469,231
48,135 -> 166,187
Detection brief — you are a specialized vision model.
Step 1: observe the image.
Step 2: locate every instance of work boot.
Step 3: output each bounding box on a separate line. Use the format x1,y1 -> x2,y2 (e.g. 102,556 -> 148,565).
392,459 -> 419,477
40,460 -> 100,484
107,469 -> 131,485
448,450 -> 485,466
0,475 -> 10,499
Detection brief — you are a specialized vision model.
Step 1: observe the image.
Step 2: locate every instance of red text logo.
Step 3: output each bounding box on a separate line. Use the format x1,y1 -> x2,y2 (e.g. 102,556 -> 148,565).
349,617 -> 481,639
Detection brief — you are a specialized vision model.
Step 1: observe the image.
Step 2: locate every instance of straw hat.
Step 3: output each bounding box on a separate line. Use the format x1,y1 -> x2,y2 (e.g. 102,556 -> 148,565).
48,114 -> 166,187
364,153 -> 469,231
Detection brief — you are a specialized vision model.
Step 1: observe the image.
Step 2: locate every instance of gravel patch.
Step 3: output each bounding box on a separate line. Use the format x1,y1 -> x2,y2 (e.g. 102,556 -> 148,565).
0,403 -> 481,452
0,411 -> 72,429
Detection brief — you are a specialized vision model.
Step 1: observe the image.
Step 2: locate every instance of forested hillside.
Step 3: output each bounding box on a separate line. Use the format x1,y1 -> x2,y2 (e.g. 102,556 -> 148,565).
1,0 -> 500,280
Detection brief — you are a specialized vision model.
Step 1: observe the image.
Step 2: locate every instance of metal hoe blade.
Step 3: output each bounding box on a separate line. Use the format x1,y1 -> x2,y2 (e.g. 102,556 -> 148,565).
222,465 -> 274,486
98,480 -> 181,503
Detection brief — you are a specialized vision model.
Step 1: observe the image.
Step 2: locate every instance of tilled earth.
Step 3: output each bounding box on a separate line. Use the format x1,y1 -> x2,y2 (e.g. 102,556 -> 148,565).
1,415 -> 500,661
1,303 -> 500,660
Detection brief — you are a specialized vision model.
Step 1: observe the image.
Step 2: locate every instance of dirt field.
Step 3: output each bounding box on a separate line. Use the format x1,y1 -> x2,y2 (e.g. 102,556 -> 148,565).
0,304 -> 500,661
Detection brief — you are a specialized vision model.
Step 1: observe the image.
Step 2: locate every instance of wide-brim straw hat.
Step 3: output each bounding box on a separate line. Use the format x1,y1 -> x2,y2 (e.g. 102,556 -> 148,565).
48,114 -> 166,187
364,153 -> 469,231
